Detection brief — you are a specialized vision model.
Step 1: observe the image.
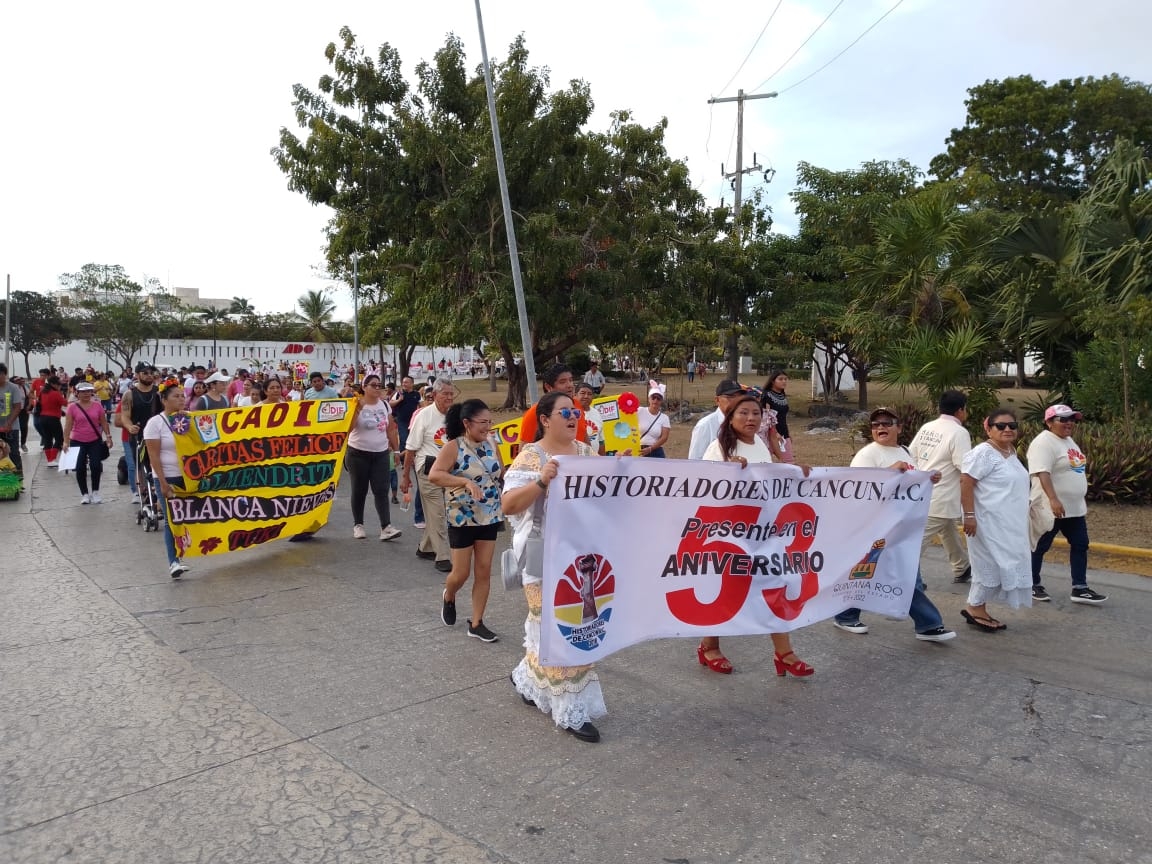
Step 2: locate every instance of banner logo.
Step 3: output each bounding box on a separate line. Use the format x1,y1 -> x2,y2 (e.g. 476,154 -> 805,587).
554,553 -> 615,651
317,400 -> 348,422
849,539 -> 886,580
195,413 -> 221,444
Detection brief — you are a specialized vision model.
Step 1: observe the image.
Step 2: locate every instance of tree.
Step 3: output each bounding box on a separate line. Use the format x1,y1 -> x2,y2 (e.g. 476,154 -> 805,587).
1,291 -> 71,376
272,29 -> 703,407
930,74 -> 1152,210
58,263 -> 163,372
295,289 -> 338,355
228,297 -> 255,316
785,160 -> 923,408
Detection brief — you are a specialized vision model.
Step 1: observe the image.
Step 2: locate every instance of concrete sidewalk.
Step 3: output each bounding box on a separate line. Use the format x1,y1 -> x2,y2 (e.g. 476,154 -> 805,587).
3,448 -> 1151,864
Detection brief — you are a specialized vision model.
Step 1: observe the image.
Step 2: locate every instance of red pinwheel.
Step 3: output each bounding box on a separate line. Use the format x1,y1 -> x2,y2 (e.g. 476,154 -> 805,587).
618,392 -> 639,415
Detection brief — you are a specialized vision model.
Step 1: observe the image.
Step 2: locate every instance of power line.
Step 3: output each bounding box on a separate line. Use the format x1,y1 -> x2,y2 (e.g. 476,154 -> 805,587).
714,0 -> 784,98
752,0 -> 845,92
775,0 -> 906,94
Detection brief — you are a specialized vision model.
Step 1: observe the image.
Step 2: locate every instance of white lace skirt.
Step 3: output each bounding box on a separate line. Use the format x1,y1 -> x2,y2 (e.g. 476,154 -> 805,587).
511,581 -> 607,730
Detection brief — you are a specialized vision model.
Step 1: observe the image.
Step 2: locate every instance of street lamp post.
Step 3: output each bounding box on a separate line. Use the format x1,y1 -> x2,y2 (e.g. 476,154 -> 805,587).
352,253 -> 360,384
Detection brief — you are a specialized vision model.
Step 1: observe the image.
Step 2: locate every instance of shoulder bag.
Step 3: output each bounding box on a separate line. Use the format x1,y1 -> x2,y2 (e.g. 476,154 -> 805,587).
78,404 -> 111,461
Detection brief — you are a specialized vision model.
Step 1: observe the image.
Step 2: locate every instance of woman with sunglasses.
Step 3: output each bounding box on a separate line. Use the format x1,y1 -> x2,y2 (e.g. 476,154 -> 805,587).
959,408 -> 1032,631
1026,405 -> 1105,604
345,374 -> 403,542
429,399 -> 504,643
502,391 -> 605,742
700,393 -> 815,677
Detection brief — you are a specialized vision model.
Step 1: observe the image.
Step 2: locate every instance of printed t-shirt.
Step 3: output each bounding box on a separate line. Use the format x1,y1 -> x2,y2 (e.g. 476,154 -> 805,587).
349,401 -> 392,452
405,405 -> 448,462
909,416 -> 971,519
1025,430 -> 1088,518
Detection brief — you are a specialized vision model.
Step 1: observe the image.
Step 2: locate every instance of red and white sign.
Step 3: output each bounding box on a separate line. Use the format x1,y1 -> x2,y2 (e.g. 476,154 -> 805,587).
538,457 -> 931,665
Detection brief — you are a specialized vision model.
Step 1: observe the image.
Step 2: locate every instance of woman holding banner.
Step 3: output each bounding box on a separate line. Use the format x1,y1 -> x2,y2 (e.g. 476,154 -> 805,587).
502,391 -> 605,743
429,399 -> 504,643
345,374 -> 402,542
143,377 -> 191,579
700,393 -> 814,678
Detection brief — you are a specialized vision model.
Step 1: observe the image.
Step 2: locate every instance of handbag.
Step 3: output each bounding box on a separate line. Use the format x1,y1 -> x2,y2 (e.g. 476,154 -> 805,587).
78,405 -> 110,461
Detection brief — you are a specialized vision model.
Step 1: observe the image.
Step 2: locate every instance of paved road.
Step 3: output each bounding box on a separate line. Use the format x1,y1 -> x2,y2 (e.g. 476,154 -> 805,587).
3,450 -> 1150,864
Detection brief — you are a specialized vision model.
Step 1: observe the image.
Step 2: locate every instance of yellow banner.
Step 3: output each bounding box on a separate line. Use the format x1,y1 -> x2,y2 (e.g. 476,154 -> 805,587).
490,392 -> 640,464
166,399 -> 354,557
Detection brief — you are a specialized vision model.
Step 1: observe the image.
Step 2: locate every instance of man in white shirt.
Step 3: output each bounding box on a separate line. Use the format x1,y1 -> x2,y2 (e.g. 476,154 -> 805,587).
1027,404 -> 1105,604
582,361 -> 606,395
400,377 -> 456,572
832,407 -> 955,642
909,390 -> 972,583
688,380 -> 746,459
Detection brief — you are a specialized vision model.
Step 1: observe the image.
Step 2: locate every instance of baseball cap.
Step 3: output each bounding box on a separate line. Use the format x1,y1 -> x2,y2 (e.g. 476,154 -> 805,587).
715,380 -> 746,397
135,362 -> 156,373
869,406 -> 899,422
204,371 -> 230,384
1044,404 -> 1083,422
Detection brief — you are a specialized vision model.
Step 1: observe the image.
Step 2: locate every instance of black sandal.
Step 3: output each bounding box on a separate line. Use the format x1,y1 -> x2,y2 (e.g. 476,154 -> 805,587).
961,609 -> 1005,632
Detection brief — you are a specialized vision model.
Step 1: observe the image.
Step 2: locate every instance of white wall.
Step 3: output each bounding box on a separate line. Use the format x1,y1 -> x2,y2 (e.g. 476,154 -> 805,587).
15,339 -> 474,376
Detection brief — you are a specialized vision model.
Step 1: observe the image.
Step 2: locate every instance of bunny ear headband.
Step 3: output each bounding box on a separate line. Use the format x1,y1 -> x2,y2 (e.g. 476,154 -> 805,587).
648,380 -> 667,398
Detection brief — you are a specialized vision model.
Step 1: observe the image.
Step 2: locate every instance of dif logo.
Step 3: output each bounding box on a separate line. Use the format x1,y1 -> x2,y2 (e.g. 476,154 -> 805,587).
317,401 -> 348,422
282,344 -> 315,354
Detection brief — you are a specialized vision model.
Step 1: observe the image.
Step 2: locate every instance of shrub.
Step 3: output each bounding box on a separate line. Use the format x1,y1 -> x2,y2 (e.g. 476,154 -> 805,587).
1071,338 -> 1152,425
1074,423 -> 1152,504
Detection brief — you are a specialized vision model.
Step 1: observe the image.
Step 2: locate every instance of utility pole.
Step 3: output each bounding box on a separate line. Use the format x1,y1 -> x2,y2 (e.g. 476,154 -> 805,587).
707,89 -> 777,378
351,253 -> 360,384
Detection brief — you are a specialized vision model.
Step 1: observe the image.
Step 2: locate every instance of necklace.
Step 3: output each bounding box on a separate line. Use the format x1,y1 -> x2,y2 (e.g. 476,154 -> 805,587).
990,442 -> 1014,457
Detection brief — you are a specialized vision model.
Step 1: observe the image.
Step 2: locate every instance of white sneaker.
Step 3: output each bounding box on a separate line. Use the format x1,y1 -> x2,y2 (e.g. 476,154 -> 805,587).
131,492 -> 141,504
169,560 -> 189,579
833,620 -> 869,634
46,461 -> 58,468
90,491 -> 103,504
380,525 -> 402,541
80,493 -> 90,505
353,524 -> 366,539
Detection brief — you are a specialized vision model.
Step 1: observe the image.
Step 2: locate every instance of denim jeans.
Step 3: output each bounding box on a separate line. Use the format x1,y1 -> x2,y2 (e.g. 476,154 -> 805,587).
123,438 -> 138,494
155,476 -> 184,565
1032,515 -> 1089,587
1,428 -> 21,473
835,570 -> 943,633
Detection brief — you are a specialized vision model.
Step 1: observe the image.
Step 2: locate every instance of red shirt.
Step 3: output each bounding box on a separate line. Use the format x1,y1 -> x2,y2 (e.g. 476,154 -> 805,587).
37,389 -> 67,418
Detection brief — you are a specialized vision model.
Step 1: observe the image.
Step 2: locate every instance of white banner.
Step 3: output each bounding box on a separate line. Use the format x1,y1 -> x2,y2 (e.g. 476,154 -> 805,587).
539,457 -> 932,666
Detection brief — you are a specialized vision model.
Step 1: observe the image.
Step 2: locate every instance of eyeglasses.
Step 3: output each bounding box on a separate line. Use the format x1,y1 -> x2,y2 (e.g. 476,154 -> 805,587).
870,420 -> 896,428
1053,416 -> 1077,423
991,422 -> 1019,431
553,408 -> 583,420
365,383 -> 381,389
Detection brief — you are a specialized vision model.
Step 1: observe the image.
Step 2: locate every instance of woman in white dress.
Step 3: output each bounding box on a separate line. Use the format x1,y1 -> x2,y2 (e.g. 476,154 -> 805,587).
502,391 -> 605,743
959,408 -> 1033,631
700,394 -> 814,678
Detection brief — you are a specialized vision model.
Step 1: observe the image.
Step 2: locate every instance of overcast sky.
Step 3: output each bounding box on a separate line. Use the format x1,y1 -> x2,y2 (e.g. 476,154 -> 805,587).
2,0 -> 1149,318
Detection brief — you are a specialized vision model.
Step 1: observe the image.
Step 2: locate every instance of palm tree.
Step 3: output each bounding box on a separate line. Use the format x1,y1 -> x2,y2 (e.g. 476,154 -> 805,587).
229,296 -> 255,316
197,306 -> 230,367
295,290 -> 338,356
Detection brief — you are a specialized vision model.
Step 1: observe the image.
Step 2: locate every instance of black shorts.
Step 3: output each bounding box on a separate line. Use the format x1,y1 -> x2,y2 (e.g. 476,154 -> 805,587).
447,522 -> 503,549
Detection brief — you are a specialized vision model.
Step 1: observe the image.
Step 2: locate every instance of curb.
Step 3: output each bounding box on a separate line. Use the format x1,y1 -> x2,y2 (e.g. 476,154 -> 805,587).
1051,537 -> 1152,561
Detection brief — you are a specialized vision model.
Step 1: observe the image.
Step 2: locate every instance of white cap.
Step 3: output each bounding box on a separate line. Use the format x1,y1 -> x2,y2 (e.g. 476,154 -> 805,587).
204,371 -> 230,384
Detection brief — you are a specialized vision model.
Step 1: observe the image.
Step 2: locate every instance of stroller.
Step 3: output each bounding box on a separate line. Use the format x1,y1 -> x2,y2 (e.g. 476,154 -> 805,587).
135,438 -> 162,532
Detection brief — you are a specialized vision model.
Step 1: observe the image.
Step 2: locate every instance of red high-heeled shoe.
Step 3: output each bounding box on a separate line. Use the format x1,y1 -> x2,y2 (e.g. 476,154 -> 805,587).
774,651 -> 814,678
697,643 -> 733,674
